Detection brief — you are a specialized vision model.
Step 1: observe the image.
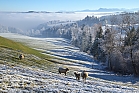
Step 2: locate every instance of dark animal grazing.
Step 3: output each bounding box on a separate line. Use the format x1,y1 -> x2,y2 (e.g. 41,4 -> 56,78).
81,70 -> 88,82
19,54 -> 24,60
58,67 -> 69,75
74,72 -> 80,80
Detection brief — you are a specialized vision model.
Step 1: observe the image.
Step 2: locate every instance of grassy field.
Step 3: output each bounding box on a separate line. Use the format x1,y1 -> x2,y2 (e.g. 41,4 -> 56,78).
0,36 -> 51,59
0,36 -> 56,71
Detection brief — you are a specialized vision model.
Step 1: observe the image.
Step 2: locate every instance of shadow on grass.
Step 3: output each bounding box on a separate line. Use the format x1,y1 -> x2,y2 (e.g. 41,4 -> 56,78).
88,70 -> 139,84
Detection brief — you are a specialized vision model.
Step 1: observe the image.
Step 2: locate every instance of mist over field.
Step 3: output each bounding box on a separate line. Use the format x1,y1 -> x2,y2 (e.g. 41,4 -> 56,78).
0,12 -> 114,30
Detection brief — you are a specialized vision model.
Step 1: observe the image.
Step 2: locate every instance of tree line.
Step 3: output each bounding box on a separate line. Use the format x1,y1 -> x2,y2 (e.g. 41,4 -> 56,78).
71,12 -> 139,76
41,12 -> 139,76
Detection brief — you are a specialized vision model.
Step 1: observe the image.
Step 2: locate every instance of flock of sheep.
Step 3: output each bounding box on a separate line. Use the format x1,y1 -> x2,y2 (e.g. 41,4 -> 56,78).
19,54 -> 88,82
58,67 -> 88,82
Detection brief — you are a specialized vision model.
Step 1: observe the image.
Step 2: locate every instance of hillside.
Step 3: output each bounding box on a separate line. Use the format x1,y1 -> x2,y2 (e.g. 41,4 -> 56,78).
0,36 -> 56,70
0,33 -> 139,92
0,36 -> 51,59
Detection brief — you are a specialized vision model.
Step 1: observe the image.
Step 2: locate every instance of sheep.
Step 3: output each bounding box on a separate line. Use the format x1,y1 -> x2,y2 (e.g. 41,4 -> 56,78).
19,54 -> 24,60
81,70 -> 88,82
58,67 -> 69,76
74,72 -> 80,80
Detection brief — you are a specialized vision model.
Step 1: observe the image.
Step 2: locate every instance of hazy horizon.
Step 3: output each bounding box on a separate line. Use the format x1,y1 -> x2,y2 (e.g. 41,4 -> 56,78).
0,0 -> 139,12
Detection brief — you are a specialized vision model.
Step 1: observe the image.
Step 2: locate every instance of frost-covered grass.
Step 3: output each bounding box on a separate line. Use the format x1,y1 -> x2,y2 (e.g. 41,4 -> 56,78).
0,47 -> 54,71
0,35 -> 55,72
0,35 -> 51,59
0,33 -> 139,93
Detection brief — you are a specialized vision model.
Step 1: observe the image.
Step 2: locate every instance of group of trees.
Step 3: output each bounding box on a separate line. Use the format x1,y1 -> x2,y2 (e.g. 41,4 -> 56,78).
35,12 -> 139,76
70,12 -> 139,76
0,25 -> 24,34
71,12 -> 139,76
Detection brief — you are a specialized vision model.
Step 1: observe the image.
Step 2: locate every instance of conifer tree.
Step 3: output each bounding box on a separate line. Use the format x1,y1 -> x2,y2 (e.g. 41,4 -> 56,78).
124,27 -> 138,76
91,26 -> 104,61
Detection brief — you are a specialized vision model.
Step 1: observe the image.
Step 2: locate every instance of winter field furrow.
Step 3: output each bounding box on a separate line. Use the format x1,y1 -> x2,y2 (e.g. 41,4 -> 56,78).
0,33 -> 139,93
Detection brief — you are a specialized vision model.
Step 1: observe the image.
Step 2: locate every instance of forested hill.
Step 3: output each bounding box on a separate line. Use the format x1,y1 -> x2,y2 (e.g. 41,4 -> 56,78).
27,12 -> 139,38
27,16 -> 103,38
29,12 -> 139,76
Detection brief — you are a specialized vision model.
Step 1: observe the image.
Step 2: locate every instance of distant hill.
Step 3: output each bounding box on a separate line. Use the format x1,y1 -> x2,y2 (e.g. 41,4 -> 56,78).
1,8 -> 139,14
77,8 -> 139,12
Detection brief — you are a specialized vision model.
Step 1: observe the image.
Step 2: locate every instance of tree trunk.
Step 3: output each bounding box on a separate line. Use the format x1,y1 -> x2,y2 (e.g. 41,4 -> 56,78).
108,52 -> 112,71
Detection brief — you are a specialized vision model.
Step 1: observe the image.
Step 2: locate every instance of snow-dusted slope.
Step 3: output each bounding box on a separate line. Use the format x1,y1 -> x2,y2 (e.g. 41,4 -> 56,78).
0,63 -> 138,93
0,33 -> 139,93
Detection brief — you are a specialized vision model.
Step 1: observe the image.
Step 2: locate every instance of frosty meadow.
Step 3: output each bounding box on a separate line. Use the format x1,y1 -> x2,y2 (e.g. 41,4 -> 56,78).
0,2 -> 139,92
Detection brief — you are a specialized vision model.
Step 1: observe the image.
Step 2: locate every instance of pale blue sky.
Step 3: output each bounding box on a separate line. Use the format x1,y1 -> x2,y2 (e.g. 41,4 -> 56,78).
0,0 -> 139,12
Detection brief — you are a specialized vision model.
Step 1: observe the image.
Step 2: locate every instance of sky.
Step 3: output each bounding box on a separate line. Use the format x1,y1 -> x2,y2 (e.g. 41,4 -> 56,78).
0,0 -> 139,12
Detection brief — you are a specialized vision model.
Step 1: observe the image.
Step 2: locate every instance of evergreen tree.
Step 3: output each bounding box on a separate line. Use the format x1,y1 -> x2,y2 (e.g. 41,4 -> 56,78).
124,27 -> 138,76
124,27 -> 136,46
135,26 -> 139,49
91,26 -> 104,61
